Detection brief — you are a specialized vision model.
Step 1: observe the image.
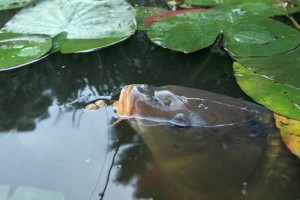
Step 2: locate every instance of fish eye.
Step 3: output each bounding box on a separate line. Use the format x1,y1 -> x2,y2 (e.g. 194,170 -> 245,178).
171,113 -> 191,128
163,98 -> 172,106
154,91 -> 178,107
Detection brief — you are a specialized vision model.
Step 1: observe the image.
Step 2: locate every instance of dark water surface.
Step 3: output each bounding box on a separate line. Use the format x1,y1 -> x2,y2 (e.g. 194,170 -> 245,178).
0,2 -> 299,200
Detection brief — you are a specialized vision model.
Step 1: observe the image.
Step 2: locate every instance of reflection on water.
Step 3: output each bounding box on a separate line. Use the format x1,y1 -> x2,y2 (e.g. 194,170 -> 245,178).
0,5 -> 299,200
0,31 -> 243,132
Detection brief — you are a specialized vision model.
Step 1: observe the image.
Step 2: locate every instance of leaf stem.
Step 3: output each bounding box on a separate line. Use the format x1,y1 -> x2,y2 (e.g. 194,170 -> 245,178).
287,15 -> 300,31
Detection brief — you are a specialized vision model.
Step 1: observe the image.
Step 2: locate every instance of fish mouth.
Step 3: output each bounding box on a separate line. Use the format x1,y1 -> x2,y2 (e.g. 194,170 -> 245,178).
113,85 -> 134,116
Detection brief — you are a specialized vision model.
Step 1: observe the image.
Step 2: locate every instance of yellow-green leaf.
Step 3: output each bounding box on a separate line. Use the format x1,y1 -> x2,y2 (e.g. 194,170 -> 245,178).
233,62 -> 300,120
274,113 -> 300,159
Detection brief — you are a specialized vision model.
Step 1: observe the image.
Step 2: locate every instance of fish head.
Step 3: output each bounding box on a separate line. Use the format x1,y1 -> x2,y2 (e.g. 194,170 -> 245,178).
113,84 -> 269,128
113,84 -> 207,127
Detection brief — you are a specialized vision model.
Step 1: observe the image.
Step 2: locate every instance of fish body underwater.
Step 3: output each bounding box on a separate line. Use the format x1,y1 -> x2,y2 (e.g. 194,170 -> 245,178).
113,84 -> 300,200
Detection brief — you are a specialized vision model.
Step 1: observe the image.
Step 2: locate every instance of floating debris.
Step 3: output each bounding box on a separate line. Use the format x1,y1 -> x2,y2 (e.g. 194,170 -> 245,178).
84,99 -> 108,110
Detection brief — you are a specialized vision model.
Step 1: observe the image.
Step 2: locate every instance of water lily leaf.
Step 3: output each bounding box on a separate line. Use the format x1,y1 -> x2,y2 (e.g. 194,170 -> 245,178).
147,11 -> 221,53
134,7 -> 167,30
274,113 -> 300,159
185,0 -> 300,15
218,1 -> 300,16
143,9 -> 211,27
233,62 -> 300,120
223,13 -> 300,57
184,0 -> 223,6
147,10 -> 300,56
0,0 -> 35,10
0,32 -> 52,70
1,0 -> 136,53
233,46 -> 300,89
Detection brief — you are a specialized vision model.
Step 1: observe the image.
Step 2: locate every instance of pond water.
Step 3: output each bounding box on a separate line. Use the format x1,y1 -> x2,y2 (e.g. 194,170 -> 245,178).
0,2 -> 299,200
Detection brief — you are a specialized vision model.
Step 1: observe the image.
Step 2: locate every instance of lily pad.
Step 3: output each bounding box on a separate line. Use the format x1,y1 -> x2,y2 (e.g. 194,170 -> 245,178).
185,0 -> 300,16
274,113 -> 300,159
184,0 -> 223,6
1,0 -> 137,53
147,11 -> 221,53
0,32 -> 52,70
233,62 -> 300,120
0,0 -> 35,11
223,12 -> 300,57
147,10 -> 300,56
217,1 -> 300,16
134,7 -> 167,31
233,46 -> 300,89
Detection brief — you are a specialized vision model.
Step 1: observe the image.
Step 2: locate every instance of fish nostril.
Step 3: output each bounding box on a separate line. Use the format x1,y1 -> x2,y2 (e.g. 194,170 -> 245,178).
172,113 -> 191,127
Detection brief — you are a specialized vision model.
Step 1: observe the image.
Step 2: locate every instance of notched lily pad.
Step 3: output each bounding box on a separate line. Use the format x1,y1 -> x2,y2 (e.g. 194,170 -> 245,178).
0,0 -> 35,10
233,62 -> 300,120
1,0 -> 137,53
147,10 -> 300,56
185,0 -> 300,15
217,1 -> 300,16
223,13 -> 300,57
0,32 -> 52,70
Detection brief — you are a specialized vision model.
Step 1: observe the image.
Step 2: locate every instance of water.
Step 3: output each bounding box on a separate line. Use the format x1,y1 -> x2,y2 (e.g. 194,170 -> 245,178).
0,3 -> 299,200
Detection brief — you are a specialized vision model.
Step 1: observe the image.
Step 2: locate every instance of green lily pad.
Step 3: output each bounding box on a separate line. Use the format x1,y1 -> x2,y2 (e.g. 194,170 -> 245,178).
234,46 -> 300,88
184,0 -> 223,6
185,0 -> 300,15
1,0 -> 137,53
223,12 -> 300,57
134,7 -> 167,31
147,10 -> 300,56
0,32 -> 52,70
147,11 -> 221,53
217,1 -> 300,16
0,0 -> 35,10
233,62 -> 300,120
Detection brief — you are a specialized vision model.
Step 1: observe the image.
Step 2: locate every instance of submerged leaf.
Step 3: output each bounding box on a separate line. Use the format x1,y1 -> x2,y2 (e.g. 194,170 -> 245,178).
274,113 -> 300,159
233,62 -> 300,120
0,32 -> 52,70
10,186 -> 65,200
0,185 -> 9,200
0,0 -> 35,10
1,0 -> 136,53
0,185 -> 65,200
